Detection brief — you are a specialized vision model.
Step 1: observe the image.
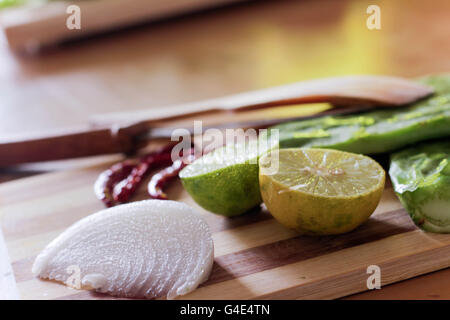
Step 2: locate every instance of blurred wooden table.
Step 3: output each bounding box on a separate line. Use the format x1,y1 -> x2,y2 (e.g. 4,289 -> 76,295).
1,0 -> 450,299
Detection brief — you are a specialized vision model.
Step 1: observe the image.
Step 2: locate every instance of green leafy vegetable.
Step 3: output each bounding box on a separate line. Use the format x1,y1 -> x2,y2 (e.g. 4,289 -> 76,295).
0,0 -> 50,10
0,0 -> 24,9
271,75 -> 450,154
389,140 -> 450,233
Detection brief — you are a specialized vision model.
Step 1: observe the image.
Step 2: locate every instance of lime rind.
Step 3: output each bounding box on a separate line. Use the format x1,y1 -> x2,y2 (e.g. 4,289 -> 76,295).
259,148 -> 385,235
181,162 -> 261,216
180,137 -> 279,216
180,141 -> 261,178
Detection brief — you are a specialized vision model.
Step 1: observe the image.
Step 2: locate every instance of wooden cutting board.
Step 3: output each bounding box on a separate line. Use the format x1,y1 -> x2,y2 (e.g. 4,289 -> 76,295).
0,0 -> 246,51
1,161 -> 450,300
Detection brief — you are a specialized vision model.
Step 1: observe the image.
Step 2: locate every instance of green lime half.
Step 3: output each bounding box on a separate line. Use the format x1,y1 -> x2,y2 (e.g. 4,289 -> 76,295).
180,139 -> 275,216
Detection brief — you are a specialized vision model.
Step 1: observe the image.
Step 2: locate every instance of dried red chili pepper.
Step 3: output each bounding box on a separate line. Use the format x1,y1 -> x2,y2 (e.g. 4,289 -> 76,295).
112,145 -> 177,204
148,151 -> 196,200
94,160 -> 136,207
95,142 -> 195,206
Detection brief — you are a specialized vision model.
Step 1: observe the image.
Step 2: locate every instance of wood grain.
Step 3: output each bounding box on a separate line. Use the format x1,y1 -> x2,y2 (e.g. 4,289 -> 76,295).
90,75 -> 433,127
0,228 -> 19,299
2,0 -> 450,139
1,0 -> 247,51
1,163 -> 450,300
1,0 -> 450,299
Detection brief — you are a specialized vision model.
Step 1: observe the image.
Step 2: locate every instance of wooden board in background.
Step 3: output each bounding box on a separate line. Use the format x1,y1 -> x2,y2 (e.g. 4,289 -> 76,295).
0,0 -> 246,51
1,163 -> 450,300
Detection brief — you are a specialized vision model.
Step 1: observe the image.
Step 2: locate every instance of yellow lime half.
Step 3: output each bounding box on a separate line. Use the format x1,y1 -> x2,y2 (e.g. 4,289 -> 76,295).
259,148 -> 385,235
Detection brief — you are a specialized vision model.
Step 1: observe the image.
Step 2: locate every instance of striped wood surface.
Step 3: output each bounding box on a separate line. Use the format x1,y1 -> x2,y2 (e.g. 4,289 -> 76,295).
1,163 -> 450,300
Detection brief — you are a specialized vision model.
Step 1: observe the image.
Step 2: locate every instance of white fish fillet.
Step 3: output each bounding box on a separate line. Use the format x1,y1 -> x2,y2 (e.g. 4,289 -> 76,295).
32,200 -> 214,299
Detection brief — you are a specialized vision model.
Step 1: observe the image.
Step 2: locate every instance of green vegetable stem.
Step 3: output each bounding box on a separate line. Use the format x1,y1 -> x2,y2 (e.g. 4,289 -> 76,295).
389,140 -> 450,233
271,75 -> 450,154
0,0 -> 25,9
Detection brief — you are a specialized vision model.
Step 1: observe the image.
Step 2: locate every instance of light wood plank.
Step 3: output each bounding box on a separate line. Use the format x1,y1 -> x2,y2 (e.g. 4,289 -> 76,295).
182,232 -> 450,299
0,227 -> 20,299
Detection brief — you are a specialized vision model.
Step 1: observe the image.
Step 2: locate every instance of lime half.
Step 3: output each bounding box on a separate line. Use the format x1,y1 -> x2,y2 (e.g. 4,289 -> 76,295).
259,148 -> 385,235
180,140 -> 274,216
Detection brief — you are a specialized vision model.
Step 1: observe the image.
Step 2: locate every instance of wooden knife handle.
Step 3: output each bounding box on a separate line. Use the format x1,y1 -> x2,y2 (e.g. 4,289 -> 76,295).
0,126 -> 137,167
91,75 -> 433,127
